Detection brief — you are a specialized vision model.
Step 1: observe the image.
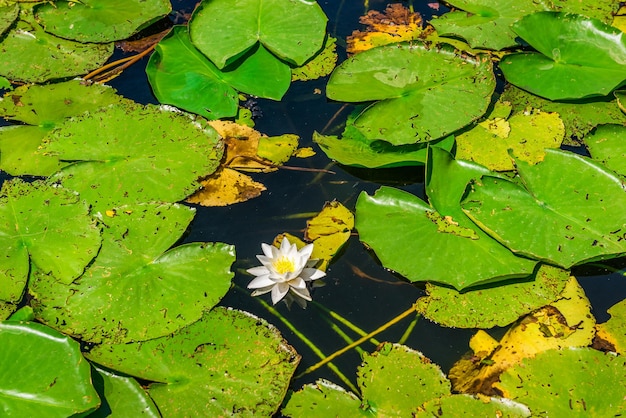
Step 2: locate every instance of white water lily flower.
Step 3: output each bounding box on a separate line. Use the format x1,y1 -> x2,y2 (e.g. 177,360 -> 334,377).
247,237 -> 325,305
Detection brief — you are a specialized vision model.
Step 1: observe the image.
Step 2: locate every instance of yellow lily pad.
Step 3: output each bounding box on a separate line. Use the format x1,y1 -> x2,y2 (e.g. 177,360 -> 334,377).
456,109 -> 565,171
186,167 -> 265,206
304,201 -> 354,270
449,277 -> 595,395
346,4 -> 426,54
257,134 -> 299,166
207,120 -> 275,172
294,147 -> 316,158
594,298 -> 626,354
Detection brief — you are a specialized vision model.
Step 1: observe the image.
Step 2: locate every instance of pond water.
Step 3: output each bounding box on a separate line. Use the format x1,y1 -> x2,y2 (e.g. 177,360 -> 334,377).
3,0 -> 626,401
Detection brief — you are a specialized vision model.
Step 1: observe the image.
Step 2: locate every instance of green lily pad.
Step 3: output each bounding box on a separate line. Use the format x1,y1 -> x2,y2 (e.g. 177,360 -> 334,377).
0,79 -> 122,126
501,12 -> 626,100
0,81 -> 123,176
501,85 -> 626,143
551,0 -> 618,23
596,298 -> 626,354
358,343 -> 450,415
432,0 -> 550,50
147,26 -> 291,120
0,8 -> 113,83
416,394 -> 531,417
34,0 -> 171,43
0,179 -> 101,302
456,109 -> 565,171
356,186 -> 536,290
6,306 -> 34,322
282,380 -> 366,417
42,103 -> 223,212
291,35 -> 338,82
86,307 -> 299,417
0,302 -> 16,321
189,0 -> 327,68
416,264 -> 570,328
497,348 -> 626,416
0,2 -> 18,36
90,366 -> 160,418
326,43 -> 495,145
462,149 -> 626,268
584,124 -> 626,177
0,321 -> 100,416
31,203 -> 235,344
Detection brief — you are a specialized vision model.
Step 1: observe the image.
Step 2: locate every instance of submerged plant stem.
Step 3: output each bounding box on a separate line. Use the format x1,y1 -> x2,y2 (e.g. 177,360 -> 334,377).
84,44 -> 156,83
397,311 -> 420,345
243,286 -> 359,394
296,303 -> 418,379
311,300 -> 380,346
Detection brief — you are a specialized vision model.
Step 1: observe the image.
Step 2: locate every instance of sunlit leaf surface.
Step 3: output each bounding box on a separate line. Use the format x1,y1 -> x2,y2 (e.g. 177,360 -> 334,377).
187,167 -> 266,206
34,0 -> 171,43
463,149 -> 626,267
326,43 -> 495,145
584,124 -> 626,177
497,348 -> 626,416
595,298 -> 626,354
0,8 -> 112,83
42,103 -> 223,212
91,366 -> 160,418
432,0 -> 550,50
190,0 -> 327,68
86,307 -> 299,417
31,203 -> 235,344
501,12 -> 626,100
0,179 -> 101,302
0,321 -> 100,417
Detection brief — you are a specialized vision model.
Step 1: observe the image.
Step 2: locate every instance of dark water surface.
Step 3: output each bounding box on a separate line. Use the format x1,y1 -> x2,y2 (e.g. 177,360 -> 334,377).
4,0 -> 626,392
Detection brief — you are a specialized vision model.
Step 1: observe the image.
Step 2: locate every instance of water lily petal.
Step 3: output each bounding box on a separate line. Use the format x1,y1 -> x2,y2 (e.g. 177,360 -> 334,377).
271,282 -> 290,305
247,274 -> 274,289
251,286 -> 273,297
299,243 -> 314,261
301,267 -> 326,281
289,276 -> 307,290
247,265 -> 270,276
290,285 -> 312,302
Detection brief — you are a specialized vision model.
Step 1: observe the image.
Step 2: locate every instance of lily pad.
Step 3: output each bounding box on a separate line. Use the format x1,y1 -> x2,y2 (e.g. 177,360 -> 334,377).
0,179 -> 101,302
34,0 -> 171,43
326,43 -> 495,145
42,103 -> 223,212
91,366 -> 160,418
186,167 -> 266,207
0,2 -> 18,36
0,80 -> 123,176
497,348 -> 626,416
31,203 -> 235,344
0,321 -> 100,417
0,8 -> 113,83
282,380 -> 365,417
584,124 -> 626,177
501,12 -> 626,100
432,0 -> 550,50
462,149 -> 626,268
501,85 -> 626,143
416,264 -> 570,328
86,307 -> 299,417
450,277 -> 596,394
313,129 -> 455,168
189,0 -> 327,68
455,109 -> 565,171
595,298 -> 626,354
416,394 -> 531,417
147,26 -> 291,120
291,35 -> 337,82
0,302 -> 16,321
358,343 -> 450,415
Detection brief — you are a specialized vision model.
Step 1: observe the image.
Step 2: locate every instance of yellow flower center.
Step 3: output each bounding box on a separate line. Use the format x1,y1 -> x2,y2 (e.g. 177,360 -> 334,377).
273,256 -> 296,275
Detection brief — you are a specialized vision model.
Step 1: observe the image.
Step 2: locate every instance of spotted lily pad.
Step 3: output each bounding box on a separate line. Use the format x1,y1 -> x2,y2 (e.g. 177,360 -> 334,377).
326,43 -> 495,145
0,80 -> 123,176
34,0 -> 171,43
501,12 -> 626,100
0,7 -> 113,83
86,307 -> 299,417
0,2 -> 18,36
0,179 -> 101,302
462,149 -> 626,268
42,103 -> 223,212
31,203 -> 235,344
497,348 -> 626,416
584,124 -> 626,177
595,298 -> 626,354
432,0 -> 550,50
